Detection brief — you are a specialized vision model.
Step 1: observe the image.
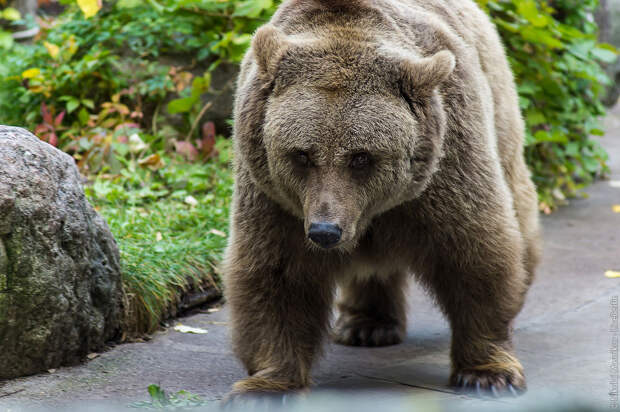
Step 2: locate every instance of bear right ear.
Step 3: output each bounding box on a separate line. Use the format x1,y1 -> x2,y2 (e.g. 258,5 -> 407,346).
252,25 -> 290,79
400,50 -> 455,95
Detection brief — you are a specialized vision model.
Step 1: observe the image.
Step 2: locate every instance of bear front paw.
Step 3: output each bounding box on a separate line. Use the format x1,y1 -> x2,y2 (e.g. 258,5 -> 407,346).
223,375 -> 307,408
333,315 -> 404,347
231,375 -> 307,394
451,363 -> 526,397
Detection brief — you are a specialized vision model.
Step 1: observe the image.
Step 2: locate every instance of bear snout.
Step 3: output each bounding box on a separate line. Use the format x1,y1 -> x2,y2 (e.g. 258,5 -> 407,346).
308,222 -> 342,248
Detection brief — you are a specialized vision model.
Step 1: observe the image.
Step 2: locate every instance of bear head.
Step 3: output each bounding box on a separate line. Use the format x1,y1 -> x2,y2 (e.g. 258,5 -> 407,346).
238,24 -> 455,251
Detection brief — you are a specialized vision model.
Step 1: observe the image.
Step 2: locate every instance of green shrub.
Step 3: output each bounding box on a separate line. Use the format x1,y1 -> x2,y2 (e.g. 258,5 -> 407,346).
478,0 -> 616,210
0,5 -> 21,49
0,0 -> 275,172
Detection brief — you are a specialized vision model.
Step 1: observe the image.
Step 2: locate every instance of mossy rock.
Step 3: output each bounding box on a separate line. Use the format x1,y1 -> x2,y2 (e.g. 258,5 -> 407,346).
0,126 -> 123,379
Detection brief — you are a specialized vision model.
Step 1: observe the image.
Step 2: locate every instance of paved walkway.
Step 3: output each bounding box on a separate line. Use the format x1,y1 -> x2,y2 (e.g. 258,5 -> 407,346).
2,108 -> 620,410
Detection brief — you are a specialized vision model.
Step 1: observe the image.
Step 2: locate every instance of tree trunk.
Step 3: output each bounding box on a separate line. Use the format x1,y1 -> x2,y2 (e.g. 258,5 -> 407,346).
14,0 -> 38,19
596,0 -> 611,44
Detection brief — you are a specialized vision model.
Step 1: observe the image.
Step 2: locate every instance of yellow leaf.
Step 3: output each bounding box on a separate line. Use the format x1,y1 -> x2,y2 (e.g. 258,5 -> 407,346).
606,271 -> 620,279
613,205 -> 620,213
66,35 -> 78,57
77,0 -> 101,18
44,42 -> 60,59
21,68 -> 41,79
28,85 -> 45,93
138,153 -> 164,171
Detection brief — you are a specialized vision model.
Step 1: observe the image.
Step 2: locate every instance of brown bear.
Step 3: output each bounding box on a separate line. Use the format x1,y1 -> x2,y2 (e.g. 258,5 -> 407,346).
223,0 -> 541,398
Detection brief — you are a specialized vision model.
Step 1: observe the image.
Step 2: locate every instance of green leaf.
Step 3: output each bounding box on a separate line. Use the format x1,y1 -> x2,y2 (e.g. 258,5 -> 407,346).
526,110 -> 546,126
516,0 -> 548,27
591,47 -> 618,64
520,26 -> 564,49
533,130 -> 568,144
583,157 -> 600,173
148,384 -> 167,404
116,0 -> 142,8
167,96 -> 197,114
82,99 -> 95,109
167,74 -> 211,114
565,142 -> 579,157
1,8 -> 21,21
233,0 -> 273,17
66,98 -> 80,114
0,32 -> 14,50
78,108 -> 90,125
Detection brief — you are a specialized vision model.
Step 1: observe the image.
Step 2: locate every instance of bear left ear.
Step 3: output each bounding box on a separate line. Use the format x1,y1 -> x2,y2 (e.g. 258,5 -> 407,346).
400,50 -> 455,95
252,25 -> 290,79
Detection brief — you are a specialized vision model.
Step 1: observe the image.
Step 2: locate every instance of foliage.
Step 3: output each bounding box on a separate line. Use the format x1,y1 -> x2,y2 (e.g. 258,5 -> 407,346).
2,0 -> 616,210
0,0 -> 275,173
130,384 -> 208,409
0,3 -> 21,50
477,0 -> 617,210
86,137 -> 233,335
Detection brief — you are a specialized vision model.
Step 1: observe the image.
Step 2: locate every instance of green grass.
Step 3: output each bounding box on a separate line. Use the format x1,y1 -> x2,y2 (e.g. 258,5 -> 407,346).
86,140 -> 233,336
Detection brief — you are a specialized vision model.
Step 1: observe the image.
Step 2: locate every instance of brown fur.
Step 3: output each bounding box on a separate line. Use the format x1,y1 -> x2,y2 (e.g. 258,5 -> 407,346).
223,0 -> 541,396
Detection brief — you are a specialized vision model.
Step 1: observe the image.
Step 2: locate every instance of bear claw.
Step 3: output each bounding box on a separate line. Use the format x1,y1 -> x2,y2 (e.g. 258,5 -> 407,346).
452,369 -> 526,398
333,317 -> 404,347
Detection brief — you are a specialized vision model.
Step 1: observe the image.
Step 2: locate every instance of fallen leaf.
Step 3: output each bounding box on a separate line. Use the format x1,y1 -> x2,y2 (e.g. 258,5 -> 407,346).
613,205 -> 620,213
184,195 -> 199,206
156,232 -> 163,242
208,229 -> 226,237
87,353 -> 99,360
174,324 -> 208,334
138,153 -> 165,171
605,271 -> 620,279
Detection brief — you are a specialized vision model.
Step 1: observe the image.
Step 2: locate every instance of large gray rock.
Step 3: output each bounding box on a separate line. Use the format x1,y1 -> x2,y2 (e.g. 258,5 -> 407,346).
0,126 -> 124,379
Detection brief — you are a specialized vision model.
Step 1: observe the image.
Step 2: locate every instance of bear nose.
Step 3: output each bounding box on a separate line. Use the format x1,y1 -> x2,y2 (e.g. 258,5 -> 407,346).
308,222 -> 342,248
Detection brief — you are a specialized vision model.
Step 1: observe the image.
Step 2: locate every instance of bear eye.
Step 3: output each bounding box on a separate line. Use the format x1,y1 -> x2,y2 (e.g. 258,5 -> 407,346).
350,152 -> 371,170
293,151 -> 312,168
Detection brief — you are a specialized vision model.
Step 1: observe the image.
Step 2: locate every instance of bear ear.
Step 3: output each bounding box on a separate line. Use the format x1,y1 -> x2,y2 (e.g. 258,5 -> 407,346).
400,50 -> 455,95
252,25 -> 290,79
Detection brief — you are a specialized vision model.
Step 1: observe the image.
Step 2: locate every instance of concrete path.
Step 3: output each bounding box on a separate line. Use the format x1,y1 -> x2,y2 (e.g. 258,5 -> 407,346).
2,108 -> 620,410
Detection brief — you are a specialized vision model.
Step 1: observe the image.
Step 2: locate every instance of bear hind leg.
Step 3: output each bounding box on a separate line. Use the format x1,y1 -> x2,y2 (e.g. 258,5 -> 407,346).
507,160 -> 542,287
333,271 -> 408,347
